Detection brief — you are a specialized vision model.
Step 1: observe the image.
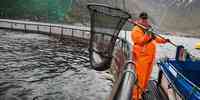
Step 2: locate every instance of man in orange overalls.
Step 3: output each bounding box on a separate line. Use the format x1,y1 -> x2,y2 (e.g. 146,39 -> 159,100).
129,12 -> 169,100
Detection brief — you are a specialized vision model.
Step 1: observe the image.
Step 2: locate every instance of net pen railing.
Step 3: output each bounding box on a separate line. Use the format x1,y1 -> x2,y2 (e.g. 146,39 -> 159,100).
0,19 -> 91,41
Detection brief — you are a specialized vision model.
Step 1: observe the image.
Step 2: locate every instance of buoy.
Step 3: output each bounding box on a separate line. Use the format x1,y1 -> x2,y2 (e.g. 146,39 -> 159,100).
195,42 -> 200,49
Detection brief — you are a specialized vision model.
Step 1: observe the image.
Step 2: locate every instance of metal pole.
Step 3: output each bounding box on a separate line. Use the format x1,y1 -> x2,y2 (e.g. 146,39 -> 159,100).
109,61 -> 136,100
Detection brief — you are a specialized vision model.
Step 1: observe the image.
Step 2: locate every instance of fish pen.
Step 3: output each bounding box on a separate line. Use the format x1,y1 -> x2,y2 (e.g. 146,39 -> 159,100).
0,3 -> 171,100
0,17 -> 133,100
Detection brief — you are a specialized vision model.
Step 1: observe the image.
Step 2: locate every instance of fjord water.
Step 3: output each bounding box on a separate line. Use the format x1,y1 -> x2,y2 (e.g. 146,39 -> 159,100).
0,29 -> 112,100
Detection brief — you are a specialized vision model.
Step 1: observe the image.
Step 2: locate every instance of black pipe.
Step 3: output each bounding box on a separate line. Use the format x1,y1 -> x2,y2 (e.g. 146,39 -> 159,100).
157,69 -> 163,86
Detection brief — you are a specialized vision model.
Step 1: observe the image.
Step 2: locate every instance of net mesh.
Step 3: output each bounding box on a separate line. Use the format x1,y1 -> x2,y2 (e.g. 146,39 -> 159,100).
87,4 -> 130,71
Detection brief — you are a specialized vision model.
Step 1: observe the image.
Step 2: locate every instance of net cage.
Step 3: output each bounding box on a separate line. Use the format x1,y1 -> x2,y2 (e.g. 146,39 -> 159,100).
87,4 -> 131,71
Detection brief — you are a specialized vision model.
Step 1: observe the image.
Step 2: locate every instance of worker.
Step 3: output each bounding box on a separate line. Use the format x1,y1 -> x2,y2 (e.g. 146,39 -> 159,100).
128,12 -> 170,100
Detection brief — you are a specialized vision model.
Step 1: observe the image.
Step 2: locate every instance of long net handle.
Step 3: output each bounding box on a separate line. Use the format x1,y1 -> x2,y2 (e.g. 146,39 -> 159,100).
134,23 -> 177,47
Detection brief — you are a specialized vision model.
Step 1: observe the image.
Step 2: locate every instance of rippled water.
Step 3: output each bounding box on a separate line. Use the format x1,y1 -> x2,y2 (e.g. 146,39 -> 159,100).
0,29 -> 112,100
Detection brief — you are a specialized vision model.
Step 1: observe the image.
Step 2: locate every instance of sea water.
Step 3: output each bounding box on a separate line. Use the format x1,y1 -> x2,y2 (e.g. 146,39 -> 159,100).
0,29 -> 112,100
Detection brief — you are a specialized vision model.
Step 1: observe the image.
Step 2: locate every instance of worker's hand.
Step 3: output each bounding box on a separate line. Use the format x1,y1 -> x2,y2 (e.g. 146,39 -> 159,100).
145,27 -> 154,35
151,34 -> 156,40
165,39 -> 170,43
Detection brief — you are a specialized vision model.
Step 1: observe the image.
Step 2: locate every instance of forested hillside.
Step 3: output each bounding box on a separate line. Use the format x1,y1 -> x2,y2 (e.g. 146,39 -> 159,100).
0,0 -> 72,23
1,0 -> 200,35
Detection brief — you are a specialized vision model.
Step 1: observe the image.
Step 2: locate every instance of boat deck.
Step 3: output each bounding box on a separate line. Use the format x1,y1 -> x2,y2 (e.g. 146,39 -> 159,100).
142,80 -> 168,100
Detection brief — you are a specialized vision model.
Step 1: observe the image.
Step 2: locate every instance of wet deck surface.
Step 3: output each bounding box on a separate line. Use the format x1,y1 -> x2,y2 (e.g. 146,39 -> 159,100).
142,80 -> 168,100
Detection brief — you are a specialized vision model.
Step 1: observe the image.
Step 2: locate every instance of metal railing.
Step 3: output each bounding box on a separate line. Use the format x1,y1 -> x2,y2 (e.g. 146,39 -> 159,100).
109,36 -> 136,100
0,19 -> 91,41
109,60 -> 136,100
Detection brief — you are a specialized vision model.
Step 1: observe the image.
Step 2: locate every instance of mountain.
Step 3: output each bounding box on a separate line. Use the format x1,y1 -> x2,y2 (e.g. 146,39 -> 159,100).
125,0 -> 200,36
0,0 -> 200,36
69,0 -> 200,36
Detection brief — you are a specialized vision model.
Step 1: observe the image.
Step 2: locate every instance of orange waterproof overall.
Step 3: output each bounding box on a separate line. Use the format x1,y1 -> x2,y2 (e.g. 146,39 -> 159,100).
131,26 -> 166,100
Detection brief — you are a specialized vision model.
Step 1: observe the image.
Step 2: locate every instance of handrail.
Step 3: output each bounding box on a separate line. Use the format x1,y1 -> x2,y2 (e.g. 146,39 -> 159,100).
109,60 -> 136,100
109,33 -> 136,100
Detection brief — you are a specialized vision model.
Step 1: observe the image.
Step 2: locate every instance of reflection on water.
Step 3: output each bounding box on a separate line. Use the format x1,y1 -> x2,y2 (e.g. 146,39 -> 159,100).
0,29 -> 112,100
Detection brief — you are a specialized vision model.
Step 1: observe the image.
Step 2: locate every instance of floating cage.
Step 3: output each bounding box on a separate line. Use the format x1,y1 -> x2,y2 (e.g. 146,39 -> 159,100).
87,4 -> 131,71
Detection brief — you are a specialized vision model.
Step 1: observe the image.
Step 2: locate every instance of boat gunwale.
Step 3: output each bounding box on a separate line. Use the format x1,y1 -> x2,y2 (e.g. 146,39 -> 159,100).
158,58 -> 200,99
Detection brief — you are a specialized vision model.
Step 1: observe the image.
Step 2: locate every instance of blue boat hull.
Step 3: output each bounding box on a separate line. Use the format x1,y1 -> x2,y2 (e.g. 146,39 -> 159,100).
158,59 -> 200,100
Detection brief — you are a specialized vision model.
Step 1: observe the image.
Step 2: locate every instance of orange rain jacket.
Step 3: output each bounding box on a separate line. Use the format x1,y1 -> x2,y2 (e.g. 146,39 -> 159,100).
131,25 -> 167,100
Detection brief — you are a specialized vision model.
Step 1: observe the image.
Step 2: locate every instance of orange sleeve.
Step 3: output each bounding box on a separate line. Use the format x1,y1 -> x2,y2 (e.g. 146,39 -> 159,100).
131,26 -> 152,46
154,36 -> 167,44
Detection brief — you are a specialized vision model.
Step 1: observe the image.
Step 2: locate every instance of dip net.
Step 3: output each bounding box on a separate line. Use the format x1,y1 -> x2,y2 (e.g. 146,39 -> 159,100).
87,4 -> 131,71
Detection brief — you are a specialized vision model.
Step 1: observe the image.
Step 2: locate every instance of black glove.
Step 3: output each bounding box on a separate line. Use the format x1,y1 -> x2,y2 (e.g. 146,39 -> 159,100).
165,39 -> 170,42
151,34 -> 156,40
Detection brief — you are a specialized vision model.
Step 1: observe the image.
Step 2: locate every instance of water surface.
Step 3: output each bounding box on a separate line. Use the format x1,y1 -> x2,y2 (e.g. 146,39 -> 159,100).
0,29 -> 112,100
